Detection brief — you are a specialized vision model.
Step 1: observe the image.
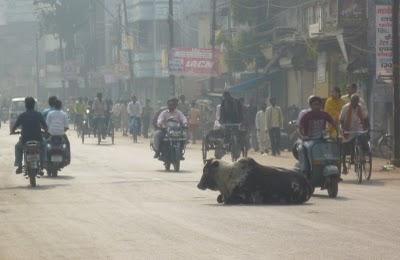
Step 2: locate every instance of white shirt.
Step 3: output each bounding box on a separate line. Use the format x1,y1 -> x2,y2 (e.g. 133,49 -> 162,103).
127,101 -> 142,117
157,109 -> 187,128
46,110 -> 69,136
214,104 -> 221,129
255,110 -> 267,131
340,104 -> 368,143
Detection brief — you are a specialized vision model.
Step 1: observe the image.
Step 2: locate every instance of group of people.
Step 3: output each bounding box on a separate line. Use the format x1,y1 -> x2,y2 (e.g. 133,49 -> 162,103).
11,96 -> 70,174
297,83 -> 369,174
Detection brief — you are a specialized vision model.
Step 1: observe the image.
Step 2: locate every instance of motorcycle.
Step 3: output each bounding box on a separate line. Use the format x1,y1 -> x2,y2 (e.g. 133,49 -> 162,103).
12,132 -> 41,187
158,119 -> 187,172
46,135 -> 68,177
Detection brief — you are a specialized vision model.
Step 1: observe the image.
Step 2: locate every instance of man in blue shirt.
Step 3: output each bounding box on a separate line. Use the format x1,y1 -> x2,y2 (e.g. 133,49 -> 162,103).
11,97 -> 48,174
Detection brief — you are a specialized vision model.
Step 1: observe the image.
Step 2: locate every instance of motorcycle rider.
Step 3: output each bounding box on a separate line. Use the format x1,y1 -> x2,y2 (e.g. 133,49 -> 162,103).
42,96 -> 58,119
298,96 -> 336,176
153,98 -> 187,158
11,97 -> 48,174
46,99 -> 71,165
92,93 -> 107,139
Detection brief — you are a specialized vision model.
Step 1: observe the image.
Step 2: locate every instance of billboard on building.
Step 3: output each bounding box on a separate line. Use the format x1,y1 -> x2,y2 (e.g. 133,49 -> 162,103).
376,5 -> 392,82
168,48 -> 221,76
338,0 -> 367,27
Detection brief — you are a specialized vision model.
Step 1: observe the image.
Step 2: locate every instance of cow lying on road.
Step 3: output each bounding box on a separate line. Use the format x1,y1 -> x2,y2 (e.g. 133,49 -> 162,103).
197,158 -> 312,204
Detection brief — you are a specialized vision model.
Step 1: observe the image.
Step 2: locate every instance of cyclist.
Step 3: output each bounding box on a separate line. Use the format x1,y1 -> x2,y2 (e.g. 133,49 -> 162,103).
340,94 -> 370,174
92,93 -> 107,139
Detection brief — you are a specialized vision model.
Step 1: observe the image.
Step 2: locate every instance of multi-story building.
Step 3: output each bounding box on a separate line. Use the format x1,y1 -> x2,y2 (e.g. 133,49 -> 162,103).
0,0 -> 38,98
126,0 -> 182,102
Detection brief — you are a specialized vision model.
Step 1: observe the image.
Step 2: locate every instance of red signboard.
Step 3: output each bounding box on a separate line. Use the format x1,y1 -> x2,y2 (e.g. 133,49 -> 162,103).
169,48 -> 221,76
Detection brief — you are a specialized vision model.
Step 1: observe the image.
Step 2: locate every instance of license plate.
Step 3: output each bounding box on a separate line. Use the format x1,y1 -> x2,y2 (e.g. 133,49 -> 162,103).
26,154 -> 39,162
51,155 -> 63,162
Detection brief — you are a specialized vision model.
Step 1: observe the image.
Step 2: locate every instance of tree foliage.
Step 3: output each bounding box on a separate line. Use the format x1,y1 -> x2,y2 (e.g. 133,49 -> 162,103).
219,0 -> 270,72
34,0 -> 90,57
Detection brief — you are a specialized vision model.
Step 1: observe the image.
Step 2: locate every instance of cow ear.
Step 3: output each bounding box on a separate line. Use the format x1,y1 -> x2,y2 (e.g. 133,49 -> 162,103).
211,160 -> 219,168
247,158 -> 257,168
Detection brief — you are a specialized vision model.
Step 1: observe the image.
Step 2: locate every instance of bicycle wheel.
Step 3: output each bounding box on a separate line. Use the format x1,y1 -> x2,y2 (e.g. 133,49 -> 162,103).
354,144 -> 363,184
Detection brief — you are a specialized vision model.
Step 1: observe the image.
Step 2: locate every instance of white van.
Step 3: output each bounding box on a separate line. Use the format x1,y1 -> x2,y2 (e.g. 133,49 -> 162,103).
9,97 -> 38,132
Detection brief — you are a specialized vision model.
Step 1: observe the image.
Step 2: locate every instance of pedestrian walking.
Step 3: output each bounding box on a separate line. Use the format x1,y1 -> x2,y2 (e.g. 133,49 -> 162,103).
255,103 -> 270,154
188,101 -> 201,144
120,100 -> 129,136
141,99 -> 154,139
266,97 -> 283,156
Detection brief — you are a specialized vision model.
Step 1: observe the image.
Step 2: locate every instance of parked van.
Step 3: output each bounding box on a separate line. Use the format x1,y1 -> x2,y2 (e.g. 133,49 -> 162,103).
9,97 -> 38,132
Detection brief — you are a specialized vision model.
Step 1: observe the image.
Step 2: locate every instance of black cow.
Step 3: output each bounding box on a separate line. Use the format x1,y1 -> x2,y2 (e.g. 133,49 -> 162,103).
197,158 -> 312,204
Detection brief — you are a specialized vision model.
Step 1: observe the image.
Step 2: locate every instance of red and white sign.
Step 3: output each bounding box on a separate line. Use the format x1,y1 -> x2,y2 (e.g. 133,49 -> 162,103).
376,5 -> 392,82
169,48 -> 221,76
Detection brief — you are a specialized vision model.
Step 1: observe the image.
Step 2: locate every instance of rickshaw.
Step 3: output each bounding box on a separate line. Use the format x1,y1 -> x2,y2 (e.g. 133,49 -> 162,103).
81,112 -> 115,145
202,123 -> 248,164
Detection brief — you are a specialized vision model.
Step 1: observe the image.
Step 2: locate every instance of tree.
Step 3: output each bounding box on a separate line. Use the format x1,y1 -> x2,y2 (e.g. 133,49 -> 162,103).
34,0 -> 90,59
218,0 -> 270,72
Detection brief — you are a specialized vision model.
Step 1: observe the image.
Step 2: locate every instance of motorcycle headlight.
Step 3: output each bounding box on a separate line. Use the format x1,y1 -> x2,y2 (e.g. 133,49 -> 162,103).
62,144 -> 67,149
47,143 -> 51,149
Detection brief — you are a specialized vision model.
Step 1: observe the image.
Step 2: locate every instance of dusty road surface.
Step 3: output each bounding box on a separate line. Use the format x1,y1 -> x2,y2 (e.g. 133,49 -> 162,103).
1,126 -> 400,260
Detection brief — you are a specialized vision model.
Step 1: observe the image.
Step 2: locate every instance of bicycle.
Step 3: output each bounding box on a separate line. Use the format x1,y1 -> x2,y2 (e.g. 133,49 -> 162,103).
343,131 -> 372,184
370,130 -> 392,160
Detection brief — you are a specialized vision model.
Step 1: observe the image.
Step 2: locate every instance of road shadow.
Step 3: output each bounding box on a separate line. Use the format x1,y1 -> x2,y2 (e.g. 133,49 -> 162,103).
85,143 -> 115,147
0,183 -> 69,191
155,169 -> 194,174
342,179 -> 385,186
312,194 -> 350,201
203,202 -> 315,207
43,175 -> 75,181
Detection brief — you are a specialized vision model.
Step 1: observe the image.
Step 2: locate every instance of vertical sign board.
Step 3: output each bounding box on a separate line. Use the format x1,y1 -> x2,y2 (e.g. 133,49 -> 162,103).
376,5 -> 393,82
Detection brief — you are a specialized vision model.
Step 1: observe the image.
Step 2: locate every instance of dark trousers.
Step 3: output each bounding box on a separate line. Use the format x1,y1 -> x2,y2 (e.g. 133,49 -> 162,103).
269,127 -> 281,155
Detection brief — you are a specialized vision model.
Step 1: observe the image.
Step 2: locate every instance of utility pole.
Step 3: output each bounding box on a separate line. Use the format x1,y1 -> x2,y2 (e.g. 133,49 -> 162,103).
117,3 -> 124,96
35,33 -> 40,99
59,36 -> 66,101
209,0 -> 217,92
169,0 -> 176,96
392,0 -> 400,166
122,0 -> 135,94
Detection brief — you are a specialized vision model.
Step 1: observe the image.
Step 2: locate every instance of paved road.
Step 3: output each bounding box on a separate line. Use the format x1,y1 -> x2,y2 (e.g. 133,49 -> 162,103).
1,126 -> 400,259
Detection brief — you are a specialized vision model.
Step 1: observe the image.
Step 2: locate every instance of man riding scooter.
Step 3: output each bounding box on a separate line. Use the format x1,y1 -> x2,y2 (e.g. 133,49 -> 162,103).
298,96 -> 336,176
153,98 -> 187,159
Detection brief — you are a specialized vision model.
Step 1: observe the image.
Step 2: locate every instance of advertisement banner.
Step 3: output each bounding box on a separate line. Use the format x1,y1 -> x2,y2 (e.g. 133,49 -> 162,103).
376,5 -> 392,82
169,48 -> 221,76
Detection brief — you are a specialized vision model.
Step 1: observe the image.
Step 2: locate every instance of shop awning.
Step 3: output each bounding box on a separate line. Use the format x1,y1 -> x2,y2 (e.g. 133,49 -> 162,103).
228,75 -> 269,93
